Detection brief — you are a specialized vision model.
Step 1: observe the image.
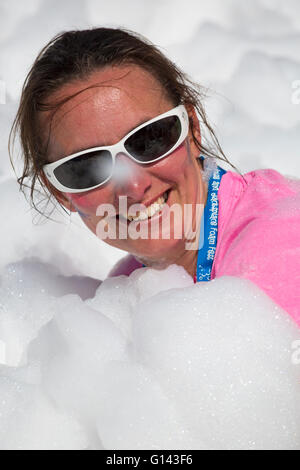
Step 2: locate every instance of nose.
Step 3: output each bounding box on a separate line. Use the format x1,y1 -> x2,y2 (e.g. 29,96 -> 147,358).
112,153 -> 152,203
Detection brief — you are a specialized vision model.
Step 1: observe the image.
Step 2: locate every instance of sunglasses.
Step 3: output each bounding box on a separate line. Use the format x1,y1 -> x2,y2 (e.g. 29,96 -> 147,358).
43,104 -> 189,193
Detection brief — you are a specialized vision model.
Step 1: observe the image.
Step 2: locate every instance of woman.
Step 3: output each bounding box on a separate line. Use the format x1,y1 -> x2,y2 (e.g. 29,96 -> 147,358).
9,27 -> 300,326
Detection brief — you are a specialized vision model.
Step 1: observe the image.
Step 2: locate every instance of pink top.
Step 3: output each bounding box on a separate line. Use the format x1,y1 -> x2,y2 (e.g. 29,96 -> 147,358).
109,169 -> 300,327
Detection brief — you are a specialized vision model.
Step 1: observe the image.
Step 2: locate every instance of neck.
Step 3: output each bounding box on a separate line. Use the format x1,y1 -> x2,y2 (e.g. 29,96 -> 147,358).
174,245 -> 200,279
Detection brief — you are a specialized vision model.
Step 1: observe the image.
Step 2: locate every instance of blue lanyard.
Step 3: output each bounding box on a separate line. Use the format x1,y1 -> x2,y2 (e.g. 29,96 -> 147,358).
195,157 -> 227,282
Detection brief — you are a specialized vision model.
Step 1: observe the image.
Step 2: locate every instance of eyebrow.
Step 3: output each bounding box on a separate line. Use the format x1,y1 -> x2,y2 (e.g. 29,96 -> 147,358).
64,115 -> 152,158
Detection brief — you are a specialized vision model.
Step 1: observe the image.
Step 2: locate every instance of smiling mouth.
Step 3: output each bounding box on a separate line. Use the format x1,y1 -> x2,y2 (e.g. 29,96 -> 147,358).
117,189 -> 171,223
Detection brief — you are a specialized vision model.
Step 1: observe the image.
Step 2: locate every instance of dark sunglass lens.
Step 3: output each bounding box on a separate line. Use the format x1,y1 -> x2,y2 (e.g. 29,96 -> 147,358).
124,116 -> 182,162
54,150 -> 113,190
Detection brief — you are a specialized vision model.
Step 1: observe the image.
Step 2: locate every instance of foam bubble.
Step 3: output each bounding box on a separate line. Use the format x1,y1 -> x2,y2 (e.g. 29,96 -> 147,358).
0,264 -> 298,449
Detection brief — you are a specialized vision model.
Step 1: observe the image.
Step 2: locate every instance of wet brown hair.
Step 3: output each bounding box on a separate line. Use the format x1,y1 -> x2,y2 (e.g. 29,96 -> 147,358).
9,26 -> 242,221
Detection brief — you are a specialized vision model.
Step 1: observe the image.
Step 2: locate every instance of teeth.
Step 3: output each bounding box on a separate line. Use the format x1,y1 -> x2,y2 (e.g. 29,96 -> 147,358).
127,192 -> 168,222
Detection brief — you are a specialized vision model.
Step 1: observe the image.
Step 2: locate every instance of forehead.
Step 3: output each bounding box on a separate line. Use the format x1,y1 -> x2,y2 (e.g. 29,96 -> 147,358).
40,65 -> 170,161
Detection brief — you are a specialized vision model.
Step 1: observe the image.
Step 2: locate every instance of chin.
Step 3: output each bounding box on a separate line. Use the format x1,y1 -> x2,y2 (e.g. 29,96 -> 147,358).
130,237 -> 185,262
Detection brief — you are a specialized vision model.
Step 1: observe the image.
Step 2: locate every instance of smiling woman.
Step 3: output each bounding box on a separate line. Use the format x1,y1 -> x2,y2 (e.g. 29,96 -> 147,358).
9,27 -> 300,325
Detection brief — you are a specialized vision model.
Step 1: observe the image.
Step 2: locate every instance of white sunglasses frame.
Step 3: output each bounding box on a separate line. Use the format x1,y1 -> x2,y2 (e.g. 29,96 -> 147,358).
42,104 -> 189,193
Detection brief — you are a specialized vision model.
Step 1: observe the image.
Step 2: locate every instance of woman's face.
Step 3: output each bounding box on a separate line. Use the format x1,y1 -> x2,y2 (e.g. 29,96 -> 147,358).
42,65 -> 207,266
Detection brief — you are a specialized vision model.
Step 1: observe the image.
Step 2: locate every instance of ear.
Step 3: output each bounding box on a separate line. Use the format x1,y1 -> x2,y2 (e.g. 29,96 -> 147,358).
38,170 -> 77,212
185,104 -> 201,150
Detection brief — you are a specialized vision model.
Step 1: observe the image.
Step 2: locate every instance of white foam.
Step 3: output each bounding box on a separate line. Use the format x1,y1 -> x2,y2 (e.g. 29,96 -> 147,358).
0,264 -> 299,449
0,372 -> 89,450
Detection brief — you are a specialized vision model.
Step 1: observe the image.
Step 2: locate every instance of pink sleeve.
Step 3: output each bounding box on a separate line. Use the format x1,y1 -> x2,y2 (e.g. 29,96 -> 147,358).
215,206 -> 300,326
108,254 -> 144,278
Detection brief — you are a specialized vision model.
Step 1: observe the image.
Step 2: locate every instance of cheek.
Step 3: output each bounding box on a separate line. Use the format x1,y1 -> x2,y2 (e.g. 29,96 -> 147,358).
153,143 -> 193,180
67,187 -> 112,213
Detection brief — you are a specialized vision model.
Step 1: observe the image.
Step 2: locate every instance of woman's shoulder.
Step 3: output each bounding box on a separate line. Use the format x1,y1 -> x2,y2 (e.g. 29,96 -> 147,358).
221,167 -> 300,202
217,166 -> 300,248
218,167 -> 300,228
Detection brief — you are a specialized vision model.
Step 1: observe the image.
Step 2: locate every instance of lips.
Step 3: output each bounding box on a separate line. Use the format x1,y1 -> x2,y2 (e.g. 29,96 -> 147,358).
140,189 -> 170,209
117,189 -> 171,221
127,193 -> 168,222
